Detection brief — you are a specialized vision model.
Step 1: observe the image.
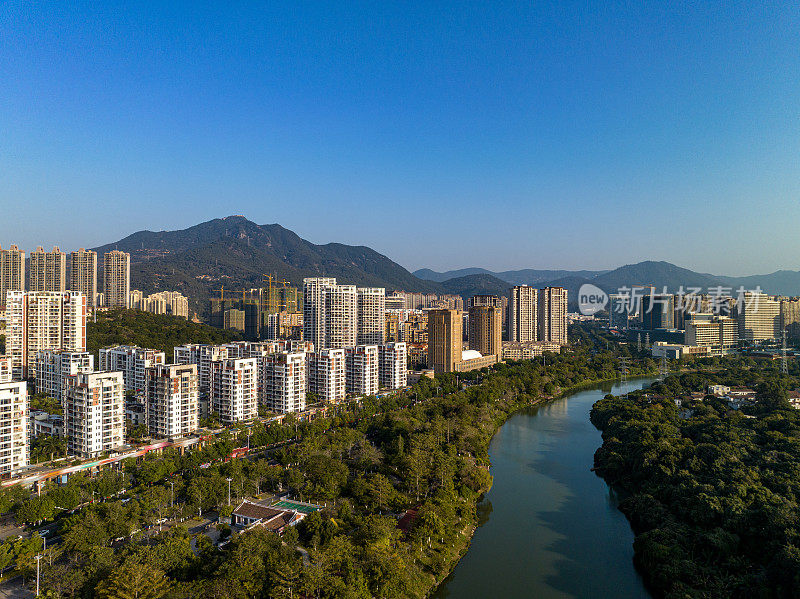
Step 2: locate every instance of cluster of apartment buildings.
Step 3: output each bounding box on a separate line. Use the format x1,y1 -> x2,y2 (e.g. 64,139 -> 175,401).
0,245 -> 188,318
0,284 -> 409,475
423,286 -> 568,373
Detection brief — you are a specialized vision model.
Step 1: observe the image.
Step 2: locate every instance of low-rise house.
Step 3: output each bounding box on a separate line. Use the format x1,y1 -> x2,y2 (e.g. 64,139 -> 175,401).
231,500 -> 303,534
30,410 -> 63,438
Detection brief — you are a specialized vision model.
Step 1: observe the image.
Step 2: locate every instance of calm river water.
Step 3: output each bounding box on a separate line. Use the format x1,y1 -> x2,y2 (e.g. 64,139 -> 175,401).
432,378 -> 656,599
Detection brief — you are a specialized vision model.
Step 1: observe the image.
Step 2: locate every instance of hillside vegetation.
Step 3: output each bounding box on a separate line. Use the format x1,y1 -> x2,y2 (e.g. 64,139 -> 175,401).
87,309 -> 242,358
591,360 -> 800,598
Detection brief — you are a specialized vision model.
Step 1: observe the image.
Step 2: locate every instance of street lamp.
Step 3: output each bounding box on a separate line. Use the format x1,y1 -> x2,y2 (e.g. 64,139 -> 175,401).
35,553 -> 42,596
170,482 -> 174,508
226,478 -> 232,506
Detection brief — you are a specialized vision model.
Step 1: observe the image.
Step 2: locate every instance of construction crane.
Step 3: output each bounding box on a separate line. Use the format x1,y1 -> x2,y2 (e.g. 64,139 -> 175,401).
261,275 -> 293,313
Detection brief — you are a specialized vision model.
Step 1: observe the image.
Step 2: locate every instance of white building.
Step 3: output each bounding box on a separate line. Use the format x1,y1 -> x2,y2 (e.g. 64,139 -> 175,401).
345,345 -> 379,396
211,357 -> 258,424
102,251 -> 130,309
738,292 -> 781,341
303,277 -> 337,351
357,288 -> 385,345
378,342 -> 407,389
35,350 -> 95,402
129,290 -> 189,319
145,363 -> 199,438
99,346 -> 166,396
29,247 -> 66,293
263,352 -> 306,414
5,290 -> 87,379
0,379 -> 28,475
308,348 -> 346,404
174,344 -> 229,397
64,371 -> 125,458
303,278 -> 358,350
30,410 -> 63,438
685,315 -> 739,350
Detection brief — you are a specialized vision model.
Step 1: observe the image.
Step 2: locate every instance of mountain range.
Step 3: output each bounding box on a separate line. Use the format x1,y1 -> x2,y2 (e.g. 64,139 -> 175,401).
417,262 -> 800,303
88,216 -> 800,317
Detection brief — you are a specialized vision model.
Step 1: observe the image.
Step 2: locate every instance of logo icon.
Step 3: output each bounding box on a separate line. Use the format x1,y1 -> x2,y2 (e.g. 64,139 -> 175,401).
578,283 -> 608,316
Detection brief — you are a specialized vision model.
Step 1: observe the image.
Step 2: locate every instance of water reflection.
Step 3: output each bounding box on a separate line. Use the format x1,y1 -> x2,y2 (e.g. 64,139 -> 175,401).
432,378 -> 656,599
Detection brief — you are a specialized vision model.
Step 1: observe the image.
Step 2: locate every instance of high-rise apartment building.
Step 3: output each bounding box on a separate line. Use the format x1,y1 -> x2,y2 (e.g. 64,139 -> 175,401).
468,305 -> 503,357
308,348 -> 346,403
428,309 -> 462,374
210,357 -> 258,424
99,346 -> 166,396
345,345 -> 379,396
174,344 -> 229,397
378,342 -> 407,389
145,363 -> 199,438
0,379 -> 28,475
69,249 -> 98,308
737,292 -> 781,341
303,277 -> 337,350
64,371 -> 125,458
324,284 -> 357,349
35,350 -> 95,402
509,286 -> 538,342
103,251 -> 130,309
5,291 -> 87,379
538,287 -> 568,344
0,245 -> 25,308
30,246 -> 66,292
303,278 -> 358,349
357,288 -> 385,345
263,351 -> 306,414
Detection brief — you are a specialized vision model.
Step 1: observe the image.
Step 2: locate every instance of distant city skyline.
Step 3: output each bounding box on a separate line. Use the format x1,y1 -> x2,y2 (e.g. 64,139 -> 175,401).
2,3 -> 799,276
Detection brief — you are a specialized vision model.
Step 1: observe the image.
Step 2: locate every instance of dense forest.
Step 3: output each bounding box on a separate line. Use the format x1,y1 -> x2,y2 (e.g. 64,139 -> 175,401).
591,357 -> 800,598
0,333 -> 655,598
87,309 -> 242,358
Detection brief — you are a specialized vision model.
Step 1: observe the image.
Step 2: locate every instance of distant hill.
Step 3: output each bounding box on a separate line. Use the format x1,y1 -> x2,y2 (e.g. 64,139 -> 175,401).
91,216 -> 442,313
539,261 -> 731,307
438,273 -> 511,301
415,267 -> 607,286
724,271 -> 800,296
589,261 -> 728,294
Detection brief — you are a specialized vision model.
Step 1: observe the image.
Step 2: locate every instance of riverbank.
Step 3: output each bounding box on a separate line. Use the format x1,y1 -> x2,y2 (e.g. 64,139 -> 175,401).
425,370 -> 657,598
431,375 -> 658,598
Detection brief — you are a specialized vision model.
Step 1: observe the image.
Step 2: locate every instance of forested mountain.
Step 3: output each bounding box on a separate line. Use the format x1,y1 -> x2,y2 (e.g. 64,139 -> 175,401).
91,216 -> 442,303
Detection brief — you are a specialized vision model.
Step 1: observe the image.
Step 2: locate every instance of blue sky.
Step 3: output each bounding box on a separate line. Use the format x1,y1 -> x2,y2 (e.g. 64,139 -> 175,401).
2,2 -> 799,275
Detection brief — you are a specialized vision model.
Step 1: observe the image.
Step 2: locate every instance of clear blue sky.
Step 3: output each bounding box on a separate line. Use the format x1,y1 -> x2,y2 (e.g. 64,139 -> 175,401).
2,2 -> 799,275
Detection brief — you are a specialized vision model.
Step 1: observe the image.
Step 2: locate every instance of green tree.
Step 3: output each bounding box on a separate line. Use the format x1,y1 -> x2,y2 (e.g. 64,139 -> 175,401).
96,559 -> 172,599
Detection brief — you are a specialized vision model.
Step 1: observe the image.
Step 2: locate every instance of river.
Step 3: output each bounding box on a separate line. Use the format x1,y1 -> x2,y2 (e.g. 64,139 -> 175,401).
432,378 -> 656,599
